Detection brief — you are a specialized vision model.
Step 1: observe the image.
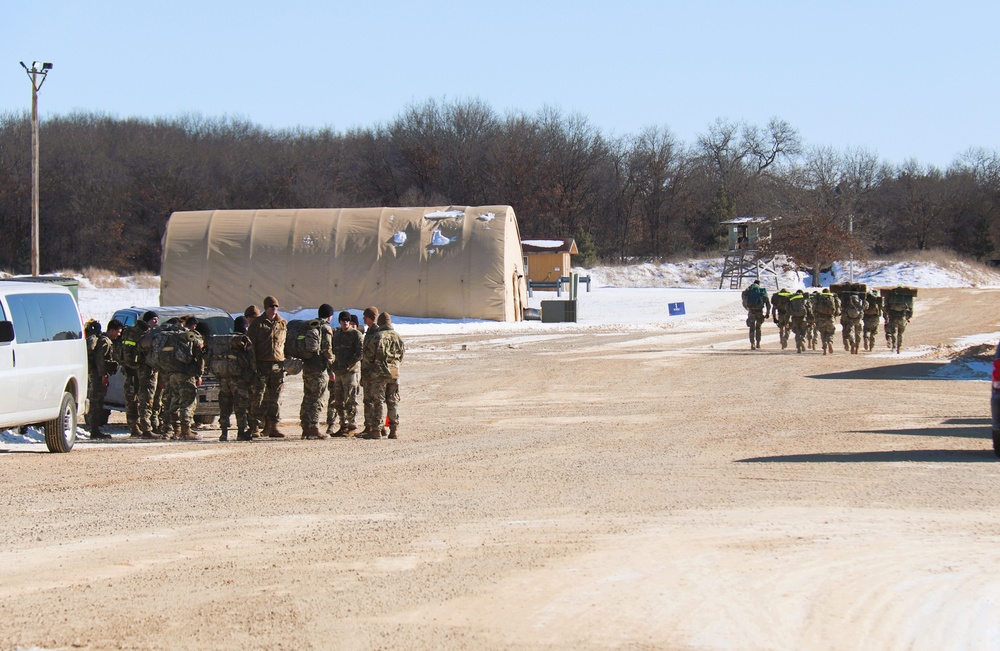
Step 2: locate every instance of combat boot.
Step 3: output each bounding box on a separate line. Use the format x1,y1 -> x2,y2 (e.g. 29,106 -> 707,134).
326,422 -> 338,437
236,427 -> 251,441
219,425 -> 229,442
360,429 -> 381,440
129,423 -> 142,438
179,425 -> 200,440
90,424 -> 111,440
388,424 -> 398,440
268,421 -> 286,438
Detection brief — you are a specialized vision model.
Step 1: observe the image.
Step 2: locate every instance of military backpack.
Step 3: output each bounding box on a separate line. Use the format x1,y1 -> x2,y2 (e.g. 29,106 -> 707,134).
206,333 -> 255,379
116,322 -> 148,369
814,293 -> 837,316
284,319 -> 323,360
140,324 -> 203,373
787,295 -> 807,318
743,284 -> 768,309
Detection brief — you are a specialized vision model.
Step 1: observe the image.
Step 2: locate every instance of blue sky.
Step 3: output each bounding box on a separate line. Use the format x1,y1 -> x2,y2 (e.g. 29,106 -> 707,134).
3,0 -> 997,169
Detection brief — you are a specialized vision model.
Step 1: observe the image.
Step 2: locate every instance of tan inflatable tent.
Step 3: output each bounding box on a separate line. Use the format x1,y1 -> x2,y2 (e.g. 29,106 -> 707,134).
160,206 -> 528,321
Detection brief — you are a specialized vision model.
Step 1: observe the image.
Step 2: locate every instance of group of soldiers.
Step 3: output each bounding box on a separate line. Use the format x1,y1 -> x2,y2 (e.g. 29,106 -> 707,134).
84,297 -> 406,443
742,280 -> 916,355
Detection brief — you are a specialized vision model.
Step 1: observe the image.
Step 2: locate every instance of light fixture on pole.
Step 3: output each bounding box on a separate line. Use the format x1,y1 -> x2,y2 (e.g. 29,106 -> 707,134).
20,60 -> 53,277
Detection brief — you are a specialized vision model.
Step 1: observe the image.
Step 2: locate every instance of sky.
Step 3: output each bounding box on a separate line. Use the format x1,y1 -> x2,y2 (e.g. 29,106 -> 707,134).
3,1 -> 999,169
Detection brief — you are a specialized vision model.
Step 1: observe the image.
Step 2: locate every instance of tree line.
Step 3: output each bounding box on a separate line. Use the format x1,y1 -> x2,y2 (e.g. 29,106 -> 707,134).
0,98 -> 997,275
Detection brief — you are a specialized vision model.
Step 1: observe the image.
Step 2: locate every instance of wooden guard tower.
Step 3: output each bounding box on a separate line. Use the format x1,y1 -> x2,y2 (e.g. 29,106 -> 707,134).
718,217 -> 778,289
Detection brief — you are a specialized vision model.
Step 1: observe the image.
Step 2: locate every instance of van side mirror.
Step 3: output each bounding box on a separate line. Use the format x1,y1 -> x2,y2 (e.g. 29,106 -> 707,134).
0,321 -> 14,343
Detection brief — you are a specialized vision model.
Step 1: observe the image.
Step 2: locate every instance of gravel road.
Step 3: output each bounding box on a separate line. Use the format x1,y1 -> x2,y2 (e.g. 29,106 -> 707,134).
2,288 -> 998,650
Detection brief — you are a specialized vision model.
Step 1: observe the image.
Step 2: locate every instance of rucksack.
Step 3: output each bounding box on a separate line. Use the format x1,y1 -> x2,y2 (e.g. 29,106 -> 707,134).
814,293 -> 836,316
86,334 -> 99,372
141,324 -> 203,373
886,293 -> 913,313
864,295 -> 882,316
772,291 -> 792,312
116,322 -> 148,369
744,284 -> 767,309
284,319 -> 323,359
787,296 -> 807,317
844,294 -> 863,319
206,333 -> 254,379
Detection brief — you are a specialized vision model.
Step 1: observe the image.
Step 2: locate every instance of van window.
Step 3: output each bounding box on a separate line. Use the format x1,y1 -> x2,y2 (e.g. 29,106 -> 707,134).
6,293 -> 82,343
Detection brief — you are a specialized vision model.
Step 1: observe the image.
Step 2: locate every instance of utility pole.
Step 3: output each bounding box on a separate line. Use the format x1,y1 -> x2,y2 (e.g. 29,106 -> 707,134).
20,61 -> 53,277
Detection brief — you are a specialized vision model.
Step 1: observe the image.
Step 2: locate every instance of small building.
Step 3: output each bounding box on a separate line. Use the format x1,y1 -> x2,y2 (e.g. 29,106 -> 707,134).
721,216 -> 769,251
718,217 -> 777,289
521,238 -> 578,284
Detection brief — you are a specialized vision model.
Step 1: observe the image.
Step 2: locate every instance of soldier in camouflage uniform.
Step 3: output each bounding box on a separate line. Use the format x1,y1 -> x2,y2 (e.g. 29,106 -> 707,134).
771,288 -> 794,350
162,318 -> 205,440
862,290 -> 883,351
247,296 -> 288,438
787,290 -> 812,354
883,291 -> 914,354
813,288 -> 841,355
328,310 -> 364,437
807,291 -> 820,351
86,319 -> 122,439
360,306 -> 381,437
740,280 -> 771,350
839,292 -> 864,355
300,304 -> 335,439
218,316 -> 257,442
362,312 -> 405,440
135,311 -> 161,439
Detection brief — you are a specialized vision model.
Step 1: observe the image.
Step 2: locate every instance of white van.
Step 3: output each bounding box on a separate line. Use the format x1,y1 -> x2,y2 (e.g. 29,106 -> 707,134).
0,282 -> 88,452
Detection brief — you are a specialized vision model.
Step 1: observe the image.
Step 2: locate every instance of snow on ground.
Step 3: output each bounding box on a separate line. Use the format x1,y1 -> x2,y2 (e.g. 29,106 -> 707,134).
4,257 -> 997,446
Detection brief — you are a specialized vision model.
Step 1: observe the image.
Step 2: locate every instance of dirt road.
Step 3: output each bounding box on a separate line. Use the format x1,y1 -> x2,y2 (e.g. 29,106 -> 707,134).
2,288 -> 999,650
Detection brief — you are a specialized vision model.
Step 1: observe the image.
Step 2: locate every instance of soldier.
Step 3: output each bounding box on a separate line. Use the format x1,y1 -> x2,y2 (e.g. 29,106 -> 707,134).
162,316 -> 205,440
807,291 -> 820,351
328,310 -> 364,437
741,279 -> 770,350
839,292 -> 864,355
362,312 -> 405,440
771,288 -> 794,350
883,289 -> 914,354
242,305 -> 264,434
135,311 -> 161,439
86,319 -> 122,439
787,290 -> 812,354
813,288 -> 841,355
360,306 -> 381,437
218,316 -> 257,442
247,296 -> 288,438
862,289 -> 883,351
301,304 -> 335,440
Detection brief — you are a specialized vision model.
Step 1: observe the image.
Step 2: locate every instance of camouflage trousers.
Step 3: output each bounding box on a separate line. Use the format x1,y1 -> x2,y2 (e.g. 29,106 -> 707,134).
775,313 -> 791,349
163,372 -> 198,429
219,376 -> 252,433
885,315 -> 908,353
122,370 -> 139,430
840,316 -> 862,354
790,317 -> 809,353
361,371 -> 375,433
862,316 -> 880,350
369,376 -> 400,435
816,316 -> 837,354
86,373 -> 110,428
136,366 -> 158,434
746,309 -> 766,348
328,368 -> 360,429
251,362 -> 285,426
299,366 -> 329,428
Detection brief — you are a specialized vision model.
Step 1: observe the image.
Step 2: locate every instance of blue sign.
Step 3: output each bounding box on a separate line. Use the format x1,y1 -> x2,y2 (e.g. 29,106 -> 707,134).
668,302 -> 686,316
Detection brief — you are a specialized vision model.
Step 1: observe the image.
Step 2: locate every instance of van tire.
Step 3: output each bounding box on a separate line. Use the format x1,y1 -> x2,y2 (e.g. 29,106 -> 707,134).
194,415 -> 215,426
43,392 -> 77,453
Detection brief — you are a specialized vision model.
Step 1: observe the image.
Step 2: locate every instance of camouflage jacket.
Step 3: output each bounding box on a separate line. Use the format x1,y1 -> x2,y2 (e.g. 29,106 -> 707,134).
302,321 -> 335,372
365,324 -> 405,380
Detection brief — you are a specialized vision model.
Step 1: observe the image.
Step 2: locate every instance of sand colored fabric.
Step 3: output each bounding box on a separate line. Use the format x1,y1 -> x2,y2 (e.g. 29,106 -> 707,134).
160,206 -> 528,321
